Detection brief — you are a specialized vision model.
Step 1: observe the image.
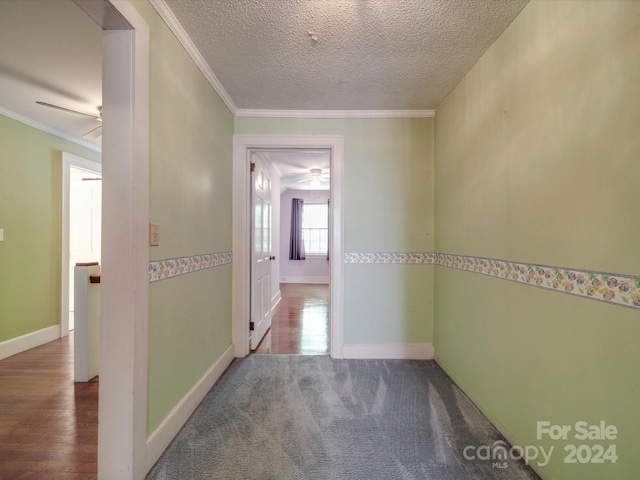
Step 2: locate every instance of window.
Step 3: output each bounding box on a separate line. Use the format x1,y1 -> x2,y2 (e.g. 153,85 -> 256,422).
302,203 -> 328,255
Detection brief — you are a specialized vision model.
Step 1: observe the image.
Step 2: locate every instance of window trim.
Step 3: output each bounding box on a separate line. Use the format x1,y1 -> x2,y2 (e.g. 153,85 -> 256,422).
301,201 -> 329,256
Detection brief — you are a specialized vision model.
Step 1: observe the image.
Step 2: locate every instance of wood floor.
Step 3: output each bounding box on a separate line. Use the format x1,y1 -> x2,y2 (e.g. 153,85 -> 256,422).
0,334 -> 98,480
254,283 -> 329,355
0,284 -> 326,478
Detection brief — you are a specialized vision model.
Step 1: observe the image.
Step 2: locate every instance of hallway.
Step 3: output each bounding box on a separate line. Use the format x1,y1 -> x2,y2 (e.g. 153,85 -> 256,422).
0,334 -> 98,479
254,283 -> 329,355
146,355 -> 541,480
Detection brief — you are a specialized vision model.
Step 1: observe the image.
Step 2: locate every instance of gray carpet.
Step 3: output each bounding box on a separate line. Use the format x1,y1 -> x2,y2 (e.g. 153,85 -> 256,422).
146,355 -> 540,480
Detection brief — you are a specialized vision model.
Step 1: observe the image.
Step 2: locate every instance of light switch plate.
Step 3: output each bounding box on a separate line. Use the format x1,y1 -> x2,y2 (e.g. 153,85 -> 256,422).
0,229 -> 3,241
149,223 -> 160,246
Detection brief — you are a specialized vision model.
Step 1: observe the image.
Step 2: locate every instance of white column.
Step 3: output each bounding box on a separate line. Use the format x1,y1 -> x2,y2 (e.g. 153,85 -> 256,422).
98,4 -> 149,479
74,263 -> 100,382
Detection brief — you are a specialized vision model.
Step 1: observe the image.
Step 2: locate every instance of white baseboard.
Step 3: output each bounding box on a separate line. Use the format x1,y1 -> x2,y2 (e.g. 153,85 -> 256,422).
280,276 -> 329,284
145,344 -> 235,473
0,325 -> 60,361
342,342 -> 434,360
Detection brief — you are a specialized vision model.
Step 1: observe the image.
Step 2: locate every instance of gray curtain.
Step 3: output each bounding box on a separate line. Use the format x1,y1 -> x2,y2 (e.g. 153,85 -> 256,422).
289,198 -> 305,260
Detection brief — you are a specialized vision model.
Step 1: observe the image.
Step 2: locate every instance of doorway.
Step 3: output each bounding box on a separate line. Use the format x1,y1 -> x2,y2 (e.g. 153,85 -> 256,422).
232,134 -> 344,359
250,149 -> 331,355
61,153 -> 102,336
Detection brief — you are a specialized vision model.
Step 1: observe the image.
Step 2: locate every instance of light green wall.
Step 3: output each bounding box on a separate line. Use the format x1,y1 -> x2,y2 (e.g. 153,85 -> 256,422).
132,2 -> 234,434
235,117 -> 435,344
434,1 -> 640,479
0,114 -> 100,343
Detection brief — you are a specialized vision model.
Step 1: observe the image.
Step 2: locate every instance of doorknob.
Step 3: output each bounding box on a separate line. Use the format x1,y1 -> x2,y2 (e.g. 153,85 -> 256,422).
269,256 -> 276,260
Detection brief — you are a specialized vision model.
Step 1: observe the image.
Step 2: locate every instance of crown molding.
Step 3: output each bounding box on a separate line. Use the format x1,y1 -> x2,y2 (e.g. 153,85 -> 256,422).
235,109 -> 436,119
149,0 -> 238,115
0,107 -> 101,153
149,1 -> 437,120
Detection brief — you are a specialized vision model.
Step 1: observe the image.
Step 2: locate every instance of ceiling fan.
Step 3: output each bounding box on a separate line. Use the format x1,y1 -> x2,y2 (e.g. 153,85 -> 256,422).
36,101 -> 102,139
297,168 -> 329,187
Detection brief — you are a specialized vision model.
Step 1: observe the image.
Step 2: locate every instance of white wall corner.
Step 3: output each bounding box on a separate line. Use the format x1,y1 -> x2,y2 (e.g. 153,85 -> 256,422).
145,345 -> 235,474
280,276 -> 330,284
342,343 -> 434,360
0,325 -> 60,361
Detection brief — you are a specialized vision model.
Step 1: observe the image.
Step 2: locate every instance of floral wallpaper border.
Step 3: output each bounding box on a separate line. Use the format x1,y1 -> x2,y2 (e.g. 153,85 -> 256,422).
149,252 -> 232,283
345,251 -> 640,311
344,252 -> 437,264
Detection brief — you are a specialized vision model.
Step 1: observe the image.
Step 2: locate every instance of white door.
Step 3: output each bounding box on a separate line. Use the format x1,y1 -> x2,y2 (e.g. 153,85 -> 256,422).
250,155 -> 273,350
69,168 -> 102,330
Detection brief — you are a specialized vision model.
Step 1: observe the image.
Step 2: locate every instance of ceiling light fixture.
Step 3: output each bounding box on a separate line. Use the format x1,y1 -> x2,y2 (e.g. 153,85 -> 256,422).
36,101 -> 103,138
309,168 -> 322,188
296,168 -> 328,188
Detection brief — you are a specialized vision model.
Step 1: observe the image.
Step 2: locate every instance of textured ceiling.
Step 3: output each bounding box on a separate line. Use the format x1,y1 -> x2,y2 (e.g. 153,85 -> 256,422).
161,0 -> 529,111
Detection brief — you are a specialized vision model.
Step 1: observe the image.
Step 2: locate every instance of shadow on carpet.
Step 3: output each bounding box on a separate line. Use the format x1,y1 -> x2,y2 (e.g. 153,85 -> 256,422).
146,355 -> 540,480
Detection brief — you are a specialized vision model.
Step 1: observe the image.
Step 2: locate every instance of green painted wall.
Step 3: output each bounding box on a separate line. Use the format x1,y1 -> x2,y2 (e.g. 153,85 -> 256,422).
0,114 -> 100,343
235,117 -> 435,344
434,1 -> 640,479
132,2 -> 234,434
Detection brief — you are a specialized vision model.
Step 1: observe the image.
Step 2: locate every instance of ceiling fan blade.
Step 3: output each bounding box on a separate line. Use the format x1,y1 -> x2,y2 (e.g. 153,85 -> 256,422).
36,101 -> 102,121
83,125 -> 102,139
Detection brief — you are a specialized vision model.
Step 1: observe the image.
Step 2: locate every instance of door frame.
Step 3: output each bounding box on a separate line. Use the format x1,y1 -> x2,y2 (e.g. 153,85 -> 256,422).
72,1 -> 150,478
232,134 -> 344,359
60,152 -> 102,338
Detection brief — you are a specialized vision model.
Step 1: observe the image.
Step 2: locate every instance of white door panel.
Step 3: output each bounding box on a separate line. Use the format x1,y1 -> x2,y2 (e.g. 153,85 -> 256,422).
250,156 -> 273,350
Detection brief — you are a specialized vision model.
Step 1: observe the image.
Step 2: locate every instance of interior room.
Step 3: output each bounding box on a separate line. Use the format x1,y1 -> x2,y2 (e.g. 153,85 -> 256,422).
0,1 -> 638,479
250,149 -> 332,355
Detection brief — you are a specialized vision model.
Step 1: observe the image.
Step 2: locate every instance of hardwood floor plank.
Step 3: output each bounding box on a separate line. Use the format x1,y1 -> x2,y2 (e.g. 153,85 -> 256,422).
254,283 -> 329,355
0,334 -> 98,479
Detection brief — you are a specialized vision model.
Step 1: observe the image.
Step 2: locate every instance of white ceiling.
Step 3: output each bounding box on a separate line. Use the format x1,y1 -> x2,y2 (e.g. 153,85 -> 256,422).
257,149 -> 331,191
0,0 -> 529,164
0,0 -> 102,149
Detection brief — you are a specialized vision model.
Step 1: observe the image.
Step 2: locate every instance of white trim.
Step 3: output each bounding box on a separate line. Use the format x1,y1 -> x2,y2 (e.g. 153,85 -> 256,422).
73,264 -> 101,382
235,109 -> 436,119
148,0 -> 237,115
233,134 -> 344,359
0,325 -> 60,361
60,153 -> 102,338
145,345 -> 235,473
92,2 -> 150,479
343,343 -> 434,360
280,276 -> 330,284
0,106 -> 102,153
